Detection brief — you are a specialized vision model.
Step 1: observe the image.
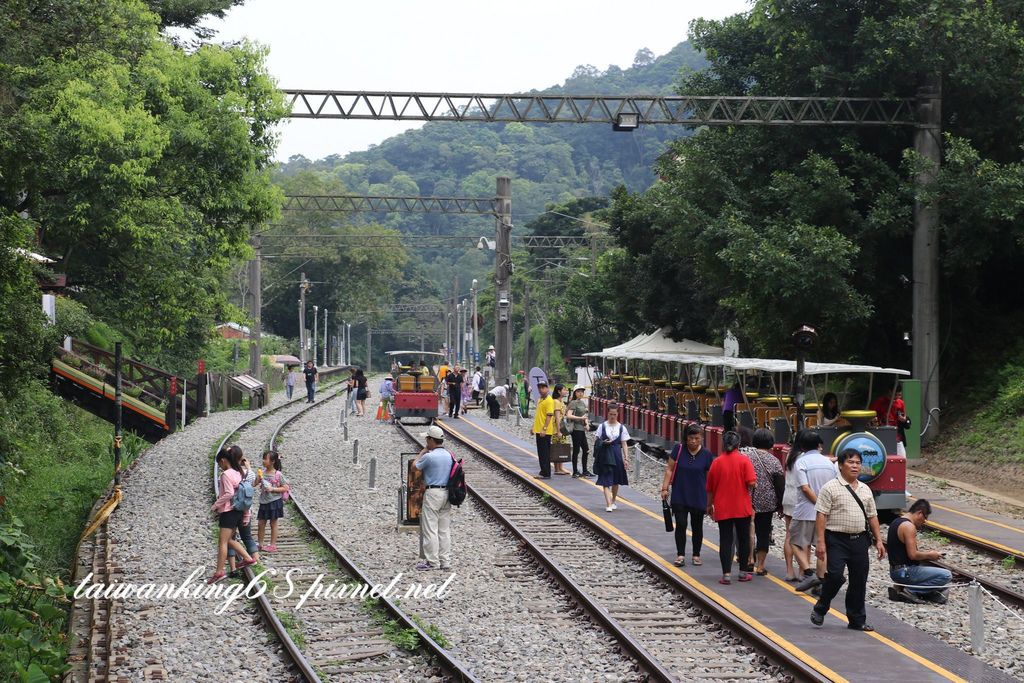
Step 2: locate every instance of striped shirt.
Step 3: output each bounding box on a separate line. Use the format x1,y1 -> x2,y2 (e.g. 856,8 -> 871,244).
815,478 -> 877,534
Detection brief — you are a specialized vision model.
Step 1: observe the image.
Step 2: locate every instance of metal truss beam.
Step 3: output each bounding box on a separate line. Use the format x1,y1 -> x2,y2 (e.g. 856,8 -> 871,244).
369,329 -> 444,336
345,304 -> 444,314
283,194 -> 499,214
257,232 -> 611,249
282,90 -> 916,126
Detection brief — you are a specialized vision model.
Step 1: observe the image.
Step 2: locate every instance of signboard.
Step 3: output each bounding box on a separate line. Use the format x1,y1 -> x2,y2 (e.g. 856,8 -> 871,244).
832,431 -> 888,483
528,367 -> 548,402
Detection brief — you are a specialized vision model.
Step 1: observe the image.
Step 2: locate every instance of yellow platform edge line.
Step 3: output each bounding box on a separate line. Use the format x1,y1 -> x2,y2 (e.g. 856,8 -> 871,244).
908,495 -> 1024,538
440,421 -> 849,683
442,418 -> 968,683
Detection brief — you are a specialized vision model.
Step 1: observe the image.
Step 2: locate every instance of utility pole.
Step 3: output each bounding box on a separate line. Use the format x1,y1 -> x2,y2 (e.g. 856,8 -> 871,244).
471,279 -> 479,364
336,323 -> 342,365
248,238 -> 262,380
523,280 -> 531,372
323,309 -> 329,367
298,273 -> 310,363
366,326 -> 372,373
590,235 -> 597,276
461,299 -> 468,364
313,305 -> 319,366
544,322 -> 551,376
494,176 -> 512,383
913,74 -> 942,443
346,322 -> 351,364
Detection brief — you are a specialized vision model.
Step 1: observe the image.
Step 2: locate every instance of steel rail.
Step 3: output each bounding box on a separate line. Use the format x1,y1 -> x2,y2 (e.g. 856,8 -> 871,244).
922,522 -> 1024,565
269,403 -> 480,682
437,421 -> 832,683
212,387 -> 346,683
929,559 -> 1024,610
393,421 -> 676,683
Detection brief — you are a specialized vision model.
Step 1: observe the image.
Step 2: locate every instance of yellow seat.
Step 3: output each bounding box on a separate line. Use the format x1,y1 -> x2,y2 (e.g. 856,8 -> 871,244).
398,375 -> 417,391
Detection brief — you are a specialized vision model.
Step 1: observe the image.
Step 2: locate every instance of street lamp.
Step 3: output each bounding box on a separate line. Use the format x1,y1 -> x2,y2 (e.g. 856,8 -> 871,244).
456,302 -> 463,364
461,298 -> 468,364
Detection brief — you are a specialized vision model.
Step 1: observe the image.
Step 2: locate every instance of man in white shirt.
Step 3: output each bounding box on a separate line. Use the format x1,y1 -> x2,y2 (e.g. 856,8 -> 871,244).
471,366 -> 485,406
486,383 -> 509,419
791,432 -> 839,593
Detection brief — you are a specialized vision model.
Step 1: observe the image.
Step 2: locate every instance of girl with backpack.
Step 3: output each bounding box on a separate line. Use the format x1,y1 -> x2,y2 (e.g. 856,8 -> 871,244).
256,450 -> 288,552
209,446 -> 257,584
228,449 -> 260,576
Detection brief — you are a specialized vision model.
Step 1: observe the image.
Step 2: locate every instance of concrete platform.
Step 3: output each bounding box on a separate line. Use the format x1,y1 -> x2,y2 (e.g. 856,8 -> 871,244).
439,413 -> 1016,683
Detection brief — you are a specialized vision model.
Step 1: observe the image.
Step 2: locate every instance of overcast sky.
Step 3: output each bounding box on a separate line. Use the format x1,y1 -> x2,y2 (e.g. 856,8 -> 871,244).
193,0 -> 751,161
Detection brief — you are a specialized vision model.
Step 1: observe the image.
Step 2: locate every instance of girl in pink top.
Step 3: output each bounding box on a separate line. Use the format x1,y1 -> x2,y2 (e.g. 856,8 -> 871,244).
209,446 -> 256,584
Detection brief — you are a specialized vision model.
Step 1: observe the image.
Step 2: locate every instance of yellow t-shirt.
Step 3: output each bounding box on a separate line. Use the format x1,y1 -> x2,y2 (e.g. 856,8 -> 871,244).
533,395 -> 556,435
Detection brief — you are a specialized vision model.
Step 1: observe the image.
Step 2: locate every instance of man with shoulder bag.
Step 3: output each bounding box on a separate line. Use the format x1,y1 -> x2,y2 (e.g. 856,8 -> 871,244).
809,449 -> 886,631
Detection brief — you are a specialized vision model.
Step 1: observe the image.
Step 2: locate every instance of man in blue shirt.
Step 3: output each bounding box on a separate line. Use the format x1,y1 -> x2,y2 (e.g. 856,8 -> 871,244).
414,425 -> 454,571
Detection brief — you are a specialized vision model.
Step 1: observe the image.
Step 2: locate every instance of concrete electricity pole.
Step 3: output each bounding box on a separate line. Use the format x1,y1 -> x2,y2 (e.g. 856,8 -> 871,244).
248,238 -> 262,380
312,305 -> 318,366
471,279 -> 479,363
494,176 -> 512,383
913,75 -> 942,443
298,273 -> 310,363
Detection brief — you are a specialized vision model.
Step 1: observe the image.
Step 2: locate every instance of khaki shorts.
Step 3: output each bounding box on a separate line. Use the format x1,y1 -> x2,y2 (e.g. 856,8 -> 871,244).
790,519 -> 816,549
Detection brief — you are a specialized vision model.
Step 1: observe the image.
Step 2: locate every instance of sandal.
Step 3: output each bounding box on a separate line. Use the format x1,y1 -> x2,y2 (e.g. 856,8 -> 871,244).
755,569 -> 769,576
847,623 -> 875,632
206,571 -> 226,585
673,557 -> 686,567
241,558 -> 259,568
738,573 -> 753,582
692,556 -> 703,566
718,577 -> 731,585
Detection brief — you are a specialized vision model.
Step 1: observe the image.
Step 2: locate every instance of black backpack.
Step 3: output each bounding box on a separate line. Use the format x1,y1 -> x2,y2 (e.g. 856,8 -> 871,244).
446,455 -> 466,506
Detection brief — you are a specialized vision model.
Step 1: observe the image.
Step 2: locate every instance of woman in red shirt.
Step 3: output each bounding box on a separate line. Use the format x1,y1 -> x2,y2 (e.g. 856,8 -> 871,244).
706,431 -> 757,584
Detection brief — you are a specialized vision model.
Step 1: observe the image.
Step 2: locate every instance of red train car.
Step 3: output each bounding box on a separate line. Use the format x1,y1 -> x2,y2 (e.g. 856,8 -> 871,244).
385,351 -> 443,423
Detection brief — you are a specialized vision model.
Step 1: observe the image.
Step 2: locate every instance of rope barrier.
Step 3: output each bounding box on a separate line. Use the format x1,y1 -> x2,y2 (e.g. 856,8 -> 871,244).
978,585 -> 1024,625
888,579 -> 965,590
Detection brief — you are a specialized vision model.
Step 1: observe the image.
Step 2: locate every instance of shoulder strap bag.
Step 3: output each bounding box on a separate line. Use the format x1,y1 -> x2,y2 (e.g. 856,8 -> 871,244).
843,483 -> 871,534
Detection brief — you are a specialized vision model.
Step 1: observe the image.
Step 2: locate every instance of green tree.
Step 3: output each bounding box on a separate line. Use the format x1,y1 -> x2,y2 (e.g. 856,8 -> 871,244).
609,1 -> 1024,366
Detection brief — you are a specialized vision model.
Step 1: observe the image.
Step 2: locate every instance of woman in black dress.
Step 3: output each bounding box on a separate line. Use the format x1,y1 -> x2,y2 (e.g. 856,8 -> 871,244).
354,368 -> 369,416
595,406 -> 631,512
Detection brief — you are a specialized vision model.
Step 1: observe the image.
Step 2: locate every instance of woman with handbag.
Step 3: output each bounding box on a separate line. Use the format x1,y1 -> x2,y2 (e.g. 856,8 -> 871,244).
740,428 -> 785,575
660,423 -> 713,567
550,384 -> 571,475
594,405 -> 631,511
566,386 -> 592,478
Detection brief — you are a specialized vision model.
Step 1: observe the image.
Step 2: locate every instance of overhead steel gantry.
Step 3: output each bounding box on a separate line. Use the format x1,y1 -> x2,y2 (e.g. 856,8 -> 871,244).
278,86 -> 942,441
282,194 -> 499,214
282,91 -> 916,126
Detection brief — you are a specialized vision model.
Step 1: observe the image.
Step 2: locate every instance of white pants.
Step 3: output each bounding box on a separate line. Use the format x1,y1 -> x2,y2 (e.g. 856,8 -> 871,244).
420,489 -> 452,567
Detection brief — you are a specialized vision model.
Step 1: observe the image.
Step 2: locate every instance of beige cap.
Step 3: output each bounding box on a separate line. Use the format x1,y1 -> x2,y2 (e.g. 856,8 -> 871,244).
420,425 -> 445,440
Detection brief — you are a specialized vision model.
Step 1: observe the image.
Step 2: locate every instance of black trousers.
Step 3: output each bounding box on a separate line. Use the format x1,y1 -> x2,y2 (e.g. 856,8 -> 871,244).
718,517 -> 752,574
753,511 -> 775,553
448,387 -> 461,417
814,531 -> 870,627
671,505 -> 704,557
486,393 -> 501,418
723,409 -> 735,432
536,434 -> 552,477
571,430 -> 589,474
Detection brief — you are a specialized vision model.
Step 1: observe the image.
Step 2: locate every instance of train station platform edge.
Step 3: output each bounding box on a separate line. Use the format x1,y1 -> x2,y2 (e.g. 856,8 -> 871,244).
437,413 -> 1016,683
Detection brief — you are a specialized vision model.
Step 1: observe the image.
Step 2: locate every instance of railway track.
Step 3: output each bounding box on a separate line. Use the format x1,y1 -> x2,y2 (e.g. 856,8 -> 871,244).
922,522 -> 1024,565
396,420 -> 822,683
65,522 -> 116,682
215,389 -> 477,682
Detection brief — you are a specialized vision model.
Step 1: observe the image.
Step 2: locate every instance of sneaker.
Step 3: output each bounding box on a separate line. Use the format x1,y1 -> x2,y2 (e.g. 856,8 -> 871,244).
923,590 -> 948,605
794,574 -> 822,593
583,471 -> 595,477
810,609 -> 824,627
610,503 -> 618,510
415,561 -> 435,571
605,506 -> 614,512
206,571 -> 227,585
810,585 -> 821,597
263,544 -> 278,553
571,472 -> 580,478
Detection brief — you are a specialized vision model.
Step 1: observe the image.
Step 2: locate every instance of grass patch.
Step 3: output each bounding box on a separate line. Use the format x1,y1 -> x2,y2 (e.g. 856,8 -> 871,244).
0,381 -> 148,578
360,598 -> 420,651
1002,555 -> 1017,570
920,530 -> 950,546
276,609 -> 306,649
410,613 -> 450,648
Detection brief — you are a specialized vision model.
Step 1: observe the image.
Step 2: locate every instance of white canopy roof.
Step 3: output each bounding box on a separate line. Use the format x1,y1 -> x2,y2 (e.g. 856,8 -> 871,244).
617,352 -> 909,376
586,328 -> 724,358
